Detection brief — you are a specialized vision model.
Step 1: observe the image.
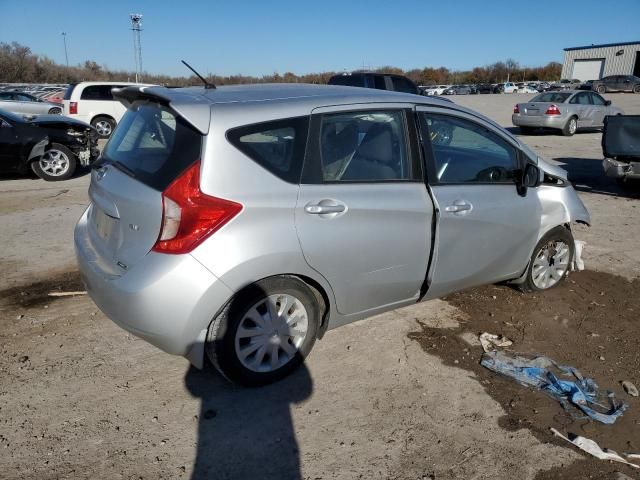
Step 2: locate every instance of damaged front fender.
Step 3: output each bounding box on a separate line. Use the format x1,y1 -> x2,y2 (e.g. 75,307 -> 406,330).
27,137 -> 49,162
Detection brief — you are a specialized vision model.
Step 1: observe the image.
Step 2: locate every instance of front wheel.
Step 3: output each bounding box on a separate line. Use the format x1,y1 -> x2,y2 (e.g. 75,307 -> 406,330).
519,226 -> 574,292
31,143 -> 77,181
597,85 -> 606,94
206,277 -> 319,386
634,85 -> 640,94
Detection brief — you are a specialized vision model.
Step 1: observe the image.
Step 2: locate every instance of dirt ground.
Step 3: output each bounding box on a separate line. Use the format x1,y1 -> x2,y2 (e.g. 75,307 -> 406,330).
1,92 -> 640,480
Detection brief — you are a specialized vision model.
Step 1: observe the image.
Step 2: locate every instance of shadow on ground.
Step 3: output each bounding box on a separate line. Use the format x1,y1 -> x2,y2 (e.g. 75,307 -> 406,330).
185,364 -> 313,480
553,157 -> 640,198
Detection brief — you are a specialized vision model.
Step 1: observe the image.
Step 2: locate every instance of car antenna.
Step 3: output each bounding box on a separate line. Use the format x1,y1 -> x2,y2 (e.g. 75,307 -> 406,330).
181,60 -> 216,89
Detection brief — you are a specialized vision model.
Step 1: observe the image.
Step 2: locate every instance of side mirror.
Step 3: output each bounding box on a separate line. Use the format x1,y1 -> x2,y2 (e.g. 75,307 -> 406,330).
605,100 -> 612,106
517,163 -> 541,195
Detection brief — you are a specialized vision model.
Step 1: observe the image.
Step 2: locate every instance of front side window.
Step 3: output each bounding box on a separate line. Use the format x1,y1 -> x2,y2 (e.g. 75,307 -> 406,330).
227,116 -> 309,183
318,110 -> 412,182
420,113 -> 518,184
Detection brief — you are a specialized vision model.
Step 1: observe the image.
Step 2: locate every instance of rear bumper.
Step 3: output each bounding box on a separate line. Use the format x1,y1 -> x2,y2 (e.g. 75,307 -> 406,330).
512,114 -> 566,129
74,210 -> 234,357
602,158 -> 640,179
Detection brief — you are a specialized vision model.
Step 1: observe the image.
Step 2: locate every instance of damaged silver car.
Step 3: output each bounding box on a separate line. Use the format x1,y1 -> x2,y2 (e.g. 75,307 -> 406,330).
75,84 -> 590,385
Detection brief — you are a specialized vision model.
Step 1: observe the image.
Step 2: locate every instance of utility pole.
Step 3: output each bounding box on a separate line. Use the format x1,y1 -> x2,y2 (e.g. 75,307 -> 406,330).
61,32 -> 69,67
130,14 -> 143,83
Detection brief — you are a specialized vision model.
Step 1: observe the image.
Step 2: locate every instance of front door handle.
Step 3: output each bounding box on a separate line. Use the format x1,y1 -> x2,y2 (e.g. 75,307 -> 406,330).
444,200 -> 472,215
305,201 -> 346,215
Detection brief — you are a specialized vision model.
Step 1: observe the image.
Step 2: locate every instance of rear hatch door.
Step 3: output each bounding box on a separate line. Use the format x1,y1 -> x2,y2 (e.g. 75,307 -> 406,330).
602,114 -> 640,161
85,100 -> 205,275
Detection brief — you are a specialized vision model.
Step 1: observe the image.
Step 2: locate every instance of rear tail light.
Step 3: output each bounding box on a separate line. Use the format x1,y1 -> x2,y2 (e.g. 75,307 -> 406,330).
545,104 -> 561,115
513,104 -> 520,114
152,161 -> 242,254
69,102 -> 78,114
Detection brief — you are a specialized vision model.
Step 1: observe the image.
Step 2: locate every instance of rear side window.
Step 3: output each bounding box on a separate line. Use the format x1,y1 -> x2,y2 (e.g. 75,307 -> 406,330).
102,102 -> 202,191
373,75 -> 387,90
391,76 -> 417,94
81,85 -> 118,101
227,117 -> 309,183
328,75 -> 364,87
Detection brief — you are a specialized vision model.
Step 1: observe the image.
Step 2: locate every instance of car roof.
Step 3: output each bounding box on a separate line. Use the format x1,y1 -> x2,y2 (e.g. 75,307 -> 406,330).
114,83 -> 509,137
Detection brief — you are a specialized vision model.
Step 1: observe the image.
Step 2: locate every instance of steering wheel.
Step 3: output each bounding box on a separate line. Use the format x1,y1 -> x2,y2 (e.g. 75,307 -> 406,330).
475,166 -> 509,182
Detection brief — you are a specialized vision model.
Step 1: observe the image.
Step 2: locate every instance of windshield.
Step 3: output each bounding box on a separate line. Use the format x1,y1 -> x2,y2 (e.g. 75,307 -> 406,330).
102,102 -> 202,191
531,92 -> 571,103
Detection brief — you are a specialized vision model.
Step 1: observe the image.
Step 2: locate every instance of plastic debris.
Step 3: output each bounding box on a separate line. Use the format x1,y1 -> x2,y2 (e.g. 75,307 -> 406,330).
550,428 -> 640,469
479,332 -> 513,353
622,381 -> 639,397
48,291 -> 87,297
572,240 -> 586,271
481,350 -> 627,424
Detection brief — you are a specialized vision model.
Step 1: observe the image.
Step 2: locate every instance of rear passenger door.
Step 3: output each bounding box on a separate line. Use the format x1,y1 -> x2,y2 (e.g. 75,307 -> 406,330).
295,105 -> 433,316
569,92 -> 595,127
417,107 -> 541,299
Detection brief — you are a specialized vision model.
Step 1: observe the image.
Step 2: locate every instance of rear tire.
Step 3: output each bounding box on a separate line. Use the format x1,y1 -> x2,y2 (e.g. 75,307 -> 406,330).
31,143 -> 76,181
597,85 -> 606,94
48,107 -> 62,115
91,116 -> 115,139
634,85 -> 640,94
562,116 -> 578,136
519,226 -> 574,293
206,277 -> 319,386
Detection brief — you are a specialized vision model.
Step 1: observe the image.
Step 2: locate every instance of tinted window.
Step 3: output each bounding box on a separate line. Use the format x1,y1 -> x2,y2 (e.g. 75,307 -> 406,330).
15,94 -> 35,102
319,110 -> 411,182
328,75 -> 364,87
102,102 -> 202,191
81,85 -> 116,101
421,113 -> 518,184
391,76 -> 417,94
531,92 -> 571,103
590,92 -> 606,105
0,92 -> 11,100
373,75 -> 387,90
227,117 -> 309,183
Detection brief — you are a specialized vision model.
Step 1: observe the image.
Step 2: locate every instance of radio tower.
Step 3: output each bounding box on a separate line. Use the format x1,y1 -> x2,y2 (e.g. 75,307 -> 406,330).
130,14 -> 143,83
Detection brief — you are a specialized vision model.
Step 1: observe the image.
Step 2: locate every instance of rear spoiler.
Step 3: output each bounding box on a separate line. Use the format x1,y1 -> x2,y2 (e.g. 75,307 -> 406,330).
112,85 -> 211,135
602,115 -> 640,160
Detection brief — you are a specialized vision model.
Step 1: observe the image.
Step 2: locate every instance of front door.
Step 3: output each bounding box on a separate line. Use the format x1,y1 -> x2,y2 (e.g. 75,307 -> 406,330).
416,107 -> 541,299
295,106 -> 433,316
588,92 -> 607,126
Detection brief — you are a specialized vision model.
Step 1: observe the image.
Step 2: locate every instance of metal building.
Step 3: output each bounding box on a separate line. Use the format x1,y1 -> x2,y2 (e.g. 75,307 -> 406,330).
561,41 -> 640,81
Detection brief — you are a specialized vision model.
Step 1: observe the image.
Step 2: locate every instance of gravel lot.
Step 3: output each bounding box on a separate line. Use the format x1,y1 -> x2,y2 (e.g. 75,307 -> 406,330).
1,92 -> 639,480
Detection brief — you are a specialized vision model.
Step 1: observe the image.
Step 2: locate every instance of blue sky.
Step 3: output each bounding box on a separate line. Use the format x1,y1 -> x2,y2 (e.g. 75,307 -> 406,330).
2,0 -> 639,77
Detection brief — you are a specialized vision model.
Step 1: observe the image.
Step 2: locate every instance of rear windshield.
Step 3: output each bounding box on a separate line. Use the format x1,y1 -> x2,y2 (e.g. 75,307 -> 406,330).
63,84 -> 76,100
102,102 -> 202,191
530,92 -> 571,103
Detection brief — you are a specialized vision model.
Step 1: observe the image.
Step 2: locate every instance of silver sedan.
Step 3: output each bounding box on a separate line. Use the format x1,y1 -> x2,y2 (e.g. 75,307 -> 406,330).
512,90 -> 623,136
0,91 -> 62,115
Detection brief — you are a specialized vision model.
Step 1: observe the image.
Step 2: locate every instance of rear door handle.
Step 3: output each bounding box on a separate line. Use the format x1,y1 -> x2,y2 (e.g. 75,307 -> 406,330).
304,201 -> 346,215
444,200 -> 472,214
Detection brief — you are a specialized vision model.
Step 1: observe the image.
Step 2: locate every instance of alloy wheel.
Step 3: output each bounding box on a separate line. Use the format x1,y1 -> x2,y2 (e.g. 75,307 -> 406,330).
95,120 -> 112,137
39,149 -> 70,177
234,294 -> 309,373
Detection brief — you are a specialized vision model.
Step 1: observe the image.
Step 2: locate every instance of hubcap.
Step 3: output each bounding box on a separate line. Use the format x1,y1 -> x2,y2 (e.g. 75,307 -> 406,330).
569,119 -> 577,134
95,120 -> 112,136
532,240 -> 570,289
39,149 -> 70,177
235,294 -> 309,373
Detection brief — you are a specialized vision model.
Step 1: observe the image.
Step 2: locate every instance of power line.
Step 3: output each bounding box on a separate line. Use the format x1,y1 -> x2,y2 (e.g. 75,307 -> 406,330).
61,32 -> 69,68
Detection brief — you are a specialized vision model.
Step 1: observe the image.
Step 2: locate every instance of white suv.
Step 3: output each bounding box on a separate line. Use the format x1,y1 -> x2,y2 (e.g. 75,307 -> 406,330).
62,82 -> 152,138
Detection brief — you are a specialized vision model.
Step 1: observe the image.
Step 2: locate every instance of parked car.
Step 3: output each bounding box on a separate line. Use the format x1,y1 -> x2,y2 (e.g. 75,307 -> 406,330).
592,75 -> 640,94
577,80 -> 595,91
422,85 -> 450,95
328,72 -> 420,95
517,85 -> 538,94
601,115 -> 640,184
548,79 -> 582,91
476,83 -> 494,94
443,85 -> 472,95
512,90 -> 623,136
74,83 -> 590,386
0,108 -> 98,181
0,91 -> 62,115
62,81 -> 152,139
496,82 -> 518,94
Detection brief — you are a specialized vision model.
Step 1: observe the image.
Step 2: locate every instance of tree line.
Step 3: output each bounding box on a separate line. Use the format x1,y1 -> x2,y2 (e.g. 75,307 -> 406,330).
0,42 -> 562,87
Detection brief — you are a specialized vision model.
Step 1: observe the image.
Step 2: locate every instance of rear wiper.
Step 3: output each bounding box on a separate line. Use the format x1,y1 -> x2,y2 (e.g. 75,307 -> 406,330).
93,157 -> 136,178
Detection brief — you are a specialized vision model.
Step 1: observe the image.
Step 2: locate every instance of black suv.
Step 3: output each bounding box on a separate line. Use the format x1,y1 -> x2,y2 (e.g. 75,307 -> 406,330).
328,72 -> 421,95
592,75 -> 640,94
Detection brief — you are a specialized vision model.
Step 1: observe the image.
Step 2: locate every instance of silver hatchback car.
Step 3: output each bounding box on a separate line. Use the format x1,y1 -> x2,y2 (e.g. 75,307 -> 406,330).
512,90 -> 623,136
74,84 -> 590,385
